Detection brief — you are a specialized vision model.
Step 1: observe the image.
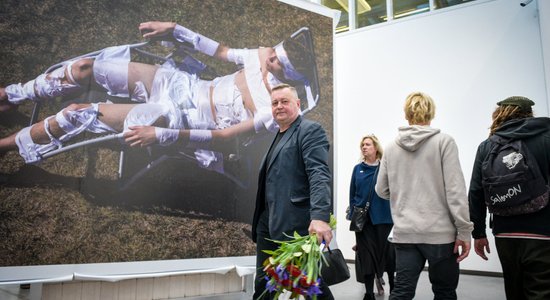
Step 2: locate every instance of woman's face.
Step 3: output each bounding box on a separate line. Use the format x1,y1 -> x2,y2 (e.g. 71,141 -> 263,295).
266,52 -> 285,80
361,138 -> 377,160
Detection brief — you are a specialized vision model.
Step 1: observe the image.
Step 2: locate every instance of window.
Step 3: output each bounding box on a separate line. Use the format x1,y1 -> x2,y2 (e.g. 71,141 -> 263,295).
321,0 -> 350,32
393,0 -> 429,20
356,0 -> 387,28
310,0 -> 477,32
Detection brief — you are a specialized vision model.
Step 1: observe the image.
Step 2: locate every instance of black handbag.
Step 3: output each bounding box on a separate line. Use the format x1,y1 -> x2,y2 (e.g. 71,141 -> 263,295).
349,164 -> 379,232
349,203 -> 369,232
320,247 -> 350,286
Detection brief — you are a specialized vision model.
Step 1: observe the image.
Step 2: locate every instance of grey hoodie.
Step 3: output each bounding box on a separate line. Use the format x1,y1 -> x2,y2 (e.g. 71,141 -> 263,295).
375,125 -> 473,244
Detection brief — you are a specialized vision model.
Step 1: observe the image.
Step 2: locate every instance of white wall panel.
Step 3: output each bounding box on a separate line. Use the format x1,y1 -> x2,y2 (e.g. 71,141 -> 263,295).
334,0 -> 548,273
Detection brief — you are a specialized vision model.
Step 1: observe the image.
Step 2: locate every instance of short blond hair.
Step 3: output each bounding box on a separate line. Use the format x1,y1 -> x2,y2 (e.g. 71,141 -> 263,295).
404,92 -> 436,125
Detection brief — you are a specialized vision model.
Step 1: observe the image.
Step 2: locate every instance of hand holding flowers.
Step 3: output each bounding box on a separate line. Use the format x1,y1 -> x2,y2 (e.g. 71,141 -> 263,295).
260,215 -> 337,299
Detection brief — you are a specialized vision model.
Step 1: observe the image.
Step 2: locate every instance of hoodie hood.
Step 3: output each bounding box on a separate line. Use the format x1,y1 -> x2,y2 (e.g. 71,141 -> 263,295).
494,117 -> 550,140
395,125 -> 440,152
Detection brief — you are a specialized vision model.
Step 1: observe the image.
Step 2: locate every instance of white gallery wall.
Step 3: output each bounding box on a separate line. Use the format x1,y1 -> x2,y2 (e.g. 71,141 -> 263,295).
334,0 -> 549,273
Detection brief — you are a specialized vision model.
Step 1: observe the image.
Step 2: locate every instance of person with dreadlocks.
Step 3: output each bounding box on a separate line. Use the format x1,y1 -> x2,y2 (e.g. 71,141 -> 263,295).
468,96 -> 550,300
0,21 -> 316,174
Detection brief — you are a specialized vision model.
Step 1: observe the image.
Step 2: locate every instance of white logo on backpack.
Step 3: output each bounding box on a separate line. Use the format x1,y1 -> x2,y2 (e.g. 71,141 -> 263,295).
502,152 -> 523,170
490,184 -> 522,205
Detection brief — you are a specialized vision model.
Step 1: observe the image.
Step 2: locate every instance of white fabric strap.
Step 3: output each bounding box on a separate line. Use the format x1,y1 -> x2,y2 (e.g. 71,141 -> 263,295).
155,127 -> 180,146
65,61 -> 77,84
173,24 -> 220,57
274,44 -> 306,81
43,116 -> 63,149
226,48 -> 246,65
189,129 -> 212,143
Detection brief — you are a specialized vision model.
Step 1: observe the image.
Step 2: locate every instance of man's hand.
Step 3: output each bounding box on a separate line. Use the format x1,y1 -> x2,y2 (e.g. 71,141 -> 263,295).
124,125 -> 157,147
474,238 -> 491,261
453,239 -> 471,263
308,220 -> 333,245
139,21 -> 176,39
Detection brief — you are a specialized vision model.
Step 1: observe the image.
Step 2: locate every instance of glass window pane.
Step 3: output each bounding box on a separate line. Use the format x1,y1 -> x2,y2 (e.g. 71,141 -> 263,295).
321,0 -> 350,33
356,0 -> 387,28
393,0 -> 429,20
435,0 -> 475,9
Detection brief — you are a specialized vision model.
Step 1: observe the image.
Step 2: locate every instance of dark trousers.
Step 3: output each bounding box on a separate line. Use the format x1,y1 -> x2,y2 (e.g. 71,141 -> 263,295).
389,243 -> 459,300
355,221 -> 394,296
253,210 -> 334,300
495,238 -> 550,300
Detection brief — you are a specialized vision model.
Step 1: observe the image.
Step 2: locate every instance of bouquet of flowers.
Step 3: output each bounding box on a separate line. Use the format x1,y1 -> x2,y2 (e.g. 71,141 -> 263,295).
261,215 -> 337,300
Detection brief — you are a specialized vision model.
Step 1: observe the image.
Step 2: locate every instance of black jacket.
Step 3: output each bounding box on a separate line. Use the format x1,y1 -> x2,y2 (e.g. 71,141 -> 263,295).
252,116 -> 332,242
468,117 -> 550,238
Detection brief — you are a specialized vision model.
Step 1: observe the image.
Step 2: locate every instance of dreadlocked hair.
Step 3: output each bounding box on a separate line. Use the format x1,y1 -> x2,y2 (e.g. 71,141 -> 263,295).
489,105 -> 533,136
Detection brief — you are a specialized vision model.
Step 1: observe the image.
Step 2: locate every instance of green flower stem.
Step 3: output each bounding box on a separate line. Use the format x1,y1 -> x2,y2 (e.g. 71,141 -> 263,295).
261,214 -> 337,298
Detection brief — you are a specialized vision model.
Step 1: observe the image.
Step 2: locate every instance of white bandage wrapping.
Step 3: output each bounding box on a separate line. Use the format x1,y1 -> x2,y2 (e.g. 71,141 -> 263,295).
56,103 -> 115,135
189,129 -> 212,143
155,127 -> 179,146
6,63 -> 80,104
15,103 -> 116,164
5,80 -> 37,104
35,65 -> 80,99
15,126 -> 40,163
123,103 -> 169,131
253,109 -> 278,133
226,48 -> 246,65
274,44 -> 306,81
131,81 -> 149,103
93,59 -> 129,98
173,24 -> 219,57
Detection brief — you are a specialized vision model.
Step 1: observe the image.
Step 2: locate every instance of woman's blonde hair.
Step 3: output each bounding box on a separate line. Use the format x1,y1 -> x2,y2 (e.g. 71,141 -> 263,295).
489,105 -> 533,136
359,134 -> 383,161
404,92 -> 436,125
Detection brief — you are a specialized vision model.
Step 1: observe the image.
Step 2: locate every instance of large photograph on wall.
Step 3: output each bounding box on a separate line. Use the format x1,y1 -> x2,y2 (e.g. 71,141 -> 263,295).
0,0 -> 333,266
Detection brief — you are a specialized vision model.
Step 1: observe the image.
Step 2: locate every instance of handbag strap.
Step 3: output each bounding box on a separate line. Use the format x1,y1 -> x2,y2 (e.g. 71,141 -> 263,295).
364,164 -> 379,207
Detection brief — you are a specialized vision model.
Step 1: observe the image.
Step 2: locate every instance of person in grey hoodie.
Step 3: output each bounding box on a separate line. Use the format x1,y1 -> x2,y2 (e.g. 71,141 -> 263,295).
375,92 -> 473,300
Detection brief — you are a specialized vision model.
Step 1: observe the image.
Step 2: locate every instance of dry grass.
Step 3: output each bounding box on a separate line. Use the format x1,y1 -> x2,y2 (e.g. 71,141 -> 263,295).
0,0 -> 333,266
0,186 -> 256,265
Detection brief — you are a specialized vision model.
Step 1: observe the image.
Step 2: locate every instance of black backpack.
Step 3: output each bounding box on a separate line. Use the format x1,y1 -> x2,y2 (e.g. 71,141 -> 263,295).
481,135 -> 549,216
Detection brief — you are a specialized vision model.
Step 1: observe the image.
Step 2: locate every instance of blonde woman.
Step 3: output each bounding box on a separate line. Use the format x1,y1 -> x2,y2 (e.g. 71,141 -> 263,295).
348,134 -> 393,300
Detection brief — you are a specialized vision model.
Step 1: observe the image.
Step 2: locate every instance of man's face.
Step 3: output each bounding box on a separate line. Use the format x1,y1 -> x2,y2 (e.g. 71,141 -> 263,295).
271,88 -> 301,130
